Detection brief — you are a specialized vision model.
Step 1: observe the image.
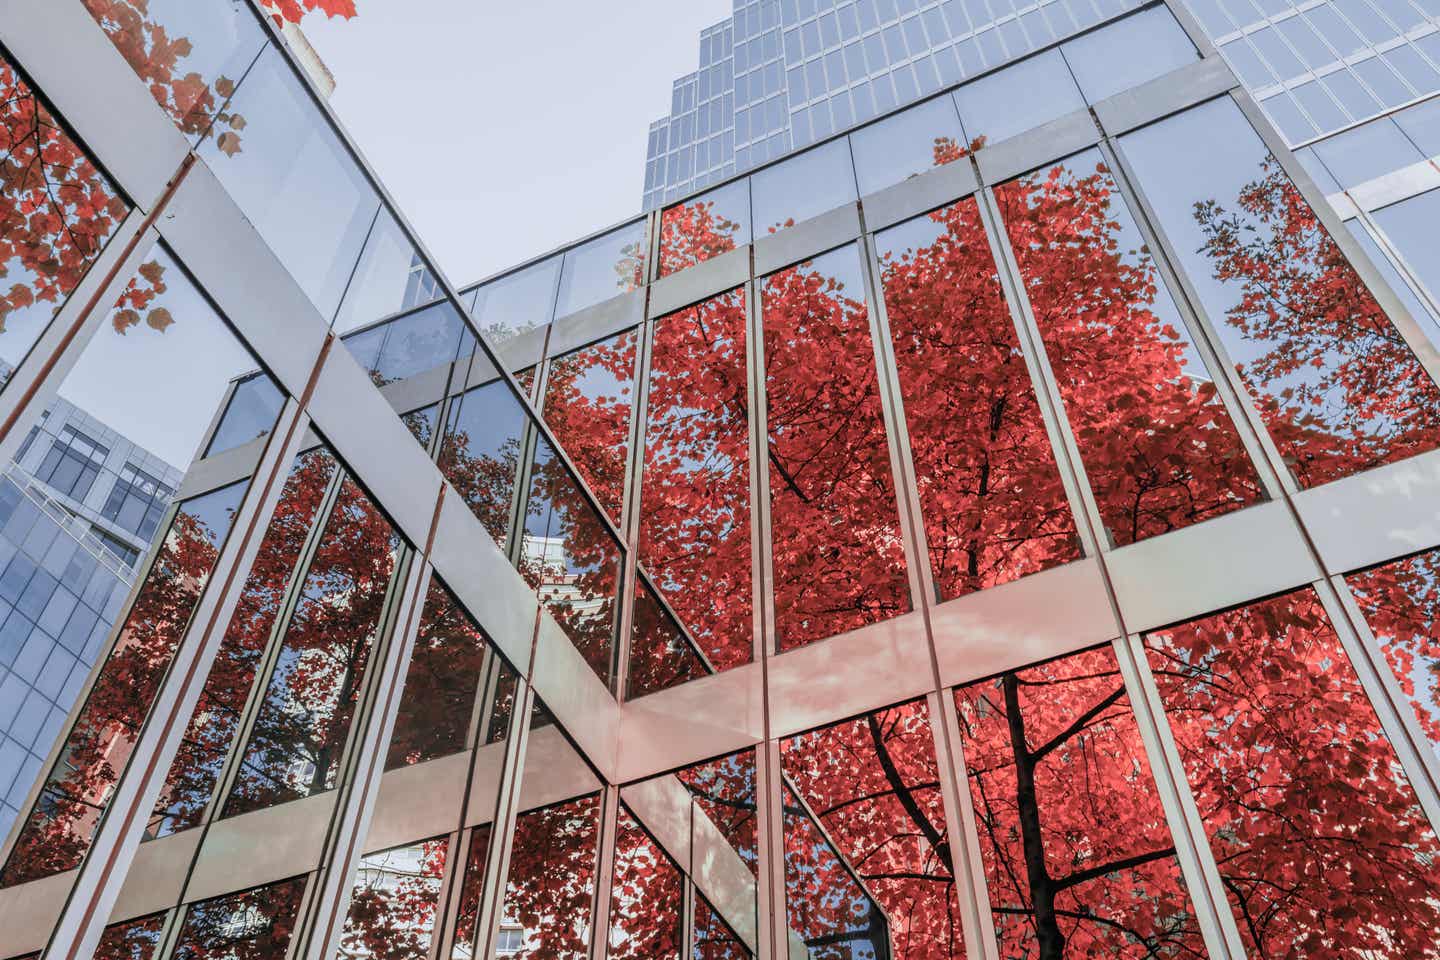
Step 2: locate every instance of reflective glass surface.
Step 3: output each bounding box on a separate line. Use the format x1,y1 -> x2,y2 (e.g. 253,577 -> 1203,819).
849,95 -> 967,196
659,180 -> 753,277
1145,591 -> 1440,957
439,377 -> 528,547
763,246 -> 909,647
203,373 -> 285,459
333,209 -> 440,333
224,475 -> 401,816
197,45 -> 379,320
1119,98 -> 1440,488
520,439 -> 621,686
1059,6 -> 1198,103
1344,219 -> 1440,340
0,480 -> 246,885
996,150 -> 1265,546
555,222 -> 647,318
402,403 -> 440,450
608,808 -> 683,960
693,897 -> 751,960
1374,189 -> 1440,311
626,575 -> 708,699
955,647 -> 1202,957
639,289 -> 753,672
781,700 -> 962,960
781,781 -> 887,959
953,51 -> 1085,150
149,449 -> 337,838
542,331 -> 637,522
877,200 -> 1079,599
336,838 -> 449,960
0,54 -> 129,383
672,750 -> 757,959
171,877 -> 308,960
500,794 -> 602,960
95,913 -> 165,960
341,301 -> 471,388
750,139 -> 858,234
471,258 -> 563,348
450,826 -> 493,960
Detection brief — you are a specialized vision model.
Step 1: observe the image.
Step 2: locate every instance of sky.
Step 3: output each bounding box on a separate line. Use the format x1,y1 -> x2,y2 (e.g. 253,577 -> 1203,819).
301,0 -> 733,286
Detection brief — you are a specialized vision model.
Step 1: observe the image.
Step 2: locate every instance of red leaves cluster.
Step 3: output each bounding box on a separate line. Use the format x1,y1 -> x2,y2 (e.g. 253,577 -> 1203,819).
608,809 -> 683,960
337,839 -> 449,960
1349,549 -> 1440,751
261,0 -> 359,25
171,876 -> 307,960
501,795 -> 602,960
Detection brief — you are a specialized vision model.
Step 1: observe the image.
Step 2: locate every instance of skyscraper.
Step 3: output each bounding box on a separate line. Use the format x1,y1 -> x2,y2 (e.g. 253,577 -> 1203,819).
5,2 -> 1440,960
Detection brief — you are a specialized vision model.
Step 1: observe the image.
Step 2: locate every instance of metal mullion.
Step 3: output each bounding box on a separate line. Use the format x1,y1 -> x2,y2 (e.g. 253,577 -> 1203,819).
748,276 -> 778,661
424,826 -> 466,960
588,785 -> 622,960
1114,633 -> 1250,958
930,690 -> 1002,960
647,208 -> 665,286
1094,136 -> 1290,503
146,903 -> 186,960
1352,206 -> 1440,325
754,741 -> 787,960
613,301 -> 656,702
281,872 -> 327,960
1159,0 -> 1222,57
680,879 -> 697,960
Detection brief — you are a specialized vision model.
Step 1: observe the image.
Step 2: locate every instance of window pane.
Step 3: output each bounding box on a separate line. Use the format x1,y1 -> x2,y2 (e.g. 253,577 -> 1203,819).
149,449 -> 337,838
204,373 -> 286,459
197,45 -> 379,320
659,180 -> 753,277
639,289 -> 753,672
1374,189 -> 1440,308
693,896 -> 751,960
542,330 -> 637,523
955,647 -> 1203,956
1343,218 -> 1440,343
751,139 -> 858,235
342,300 -> 471,387
995,150 -> 1265,546
849,95 -> 967,196
224,474 -> 402,816
555,222 -> 647,318
0,54 -> 129,385
781,700 -> 962,960
95,913 -> 165,960
450,826 -> 493,960
472,258 -> 563,348
953,50 -> 1085,149
672,750 -> 759,951
1119,98 -> 1440,488
1060,7 -> 1198,103
1145,590 -> 1440,956
500,794 -> 602,960
877,199 -> 1080,598
608,808 -> 683,960
764,246 -> 909,647
626,575 -> 709,699
0,480 -> 246,886
334,209 -> 441,334
439,377 -> 528,547
336,838 -> 449,959
171,877 -> 308,960
520,438 -> 621,687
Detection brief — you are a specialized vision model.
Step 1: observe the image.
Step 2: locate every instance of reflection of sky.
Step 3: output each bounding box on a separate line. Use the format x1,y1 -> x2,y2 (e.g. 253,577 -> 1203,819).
783,785 -> 882,960
472,258 -> 561,342
447,379 -> 525,466
0,261 -> 56,370
178,479 -> 248,553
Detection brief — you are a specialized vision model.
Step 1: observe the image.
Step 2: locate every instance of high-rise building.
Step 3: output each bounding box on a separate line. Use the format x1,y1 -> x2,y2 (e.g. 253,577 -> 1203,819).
6,3 -> 1440,960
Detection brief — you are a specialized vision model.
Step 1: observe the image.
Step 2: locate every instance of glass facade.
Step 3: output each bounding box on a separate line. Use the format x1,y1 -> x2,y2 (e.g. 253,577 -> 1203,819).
6,5 -> 1440,960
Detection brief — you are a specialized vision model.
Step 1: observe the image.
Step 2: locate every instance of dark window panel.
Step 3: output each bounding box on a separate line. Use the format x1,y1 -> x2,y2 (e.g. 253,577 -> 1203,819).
450,826 -> 493,960
766,245 -> 913,647
500,794 -> 602,960
955,646 -> 1203,957
519,438 -> 621,688
171,876 -> 308,960
224,475 -> 401,816
149,449 -> 337,839
995,150 -> 1266,546
204,373 -> 286,459
102,464 -> 177,541
336,838 -> 449,959
37,427 -> 110,503
781,699 -> 962,960
639,289 -> 753,672
660,180 -> 753,277
608,808 -> 683,960
0,480 -> 247,886
1145,590 -> 1440,956
693,896 -> 752,960
626,575 -> 710,700
542,330 -> 637,523
95,913 -> 165,960
878,197 -> 1081,597
1119,98 -> 1440,488
440,379 -> 528,548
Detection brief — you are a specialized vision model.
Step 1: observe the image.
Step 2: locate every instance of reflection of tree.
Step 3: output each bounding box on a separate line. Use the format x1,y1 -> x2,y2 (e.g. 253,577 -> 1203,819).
626,579 -> 707,698
542,331 -> 635,523
150,449 -> 336,837
451,826 -> 492,960
1349,549 -> 1440,754
659,198 -> 746,277
337,839 -> 448,960
172,877 -> 308,960
439,382 -> 524,548
676,750 -> 758,876
694,897 -> 751,960
224,475 -> 399,815
994,159 -> 1265,547
1146,590 -> 1440,959
608,809 -> 683,960
955,648 -> 1203,959
96,913 -> 165,960
502,794 -> 602,960
0,485 -> 242,886
1192,157 -> 1440,488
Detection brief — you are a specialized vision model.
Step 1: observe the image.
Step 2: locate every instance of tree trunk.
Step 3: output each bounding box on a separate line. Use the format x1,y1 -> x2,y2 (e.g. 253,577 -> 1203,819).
1003,673 -> 1065,960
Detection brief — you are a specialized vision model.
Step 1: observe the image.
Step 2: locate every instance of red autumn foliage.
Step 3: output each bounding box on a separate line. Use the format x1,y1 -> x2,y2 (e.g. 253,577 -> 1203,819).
1348,548 -> 1440,754
170,876 -> 307,960
336,839 -> 449,960
608,809 -> 684,960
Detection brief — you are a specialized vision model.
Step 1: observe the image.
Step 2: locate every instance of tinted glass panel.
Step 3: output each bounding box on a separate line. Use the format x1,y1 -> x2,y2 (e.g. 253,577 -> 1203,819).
440,378 -> 528,547
0,53 -> 128,383
472,258 -> 562,348
996,150 -> 1265,546
95,913 -> 165,960
0,481 -> 245,885
955,647 -> 1202,956
781,700 -> 962,960
763,246 -> 909,647
224,475 -> 401,816
1059,7 -> 1198,102
659,180 -> 753,277
500,794 -> 602,960
555,223 -> 647,318
1145,591 -> 1440,957
204,373 -> 285,458
670,750 -> 758,956
849,96 -> 967,196
877,200 -> 1079,599
149,449 -> 337,838
751,139 -> 858,235
1119,98 -> 1440,487
336,838 -> 449,959
171,877 -> 308,960
608,808 -> 683,960
640,290 -> 752,672
953,50 -> 1084,149
542,331 -> 637,522
626,575 -> 708,699
520,438 -> 621,687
